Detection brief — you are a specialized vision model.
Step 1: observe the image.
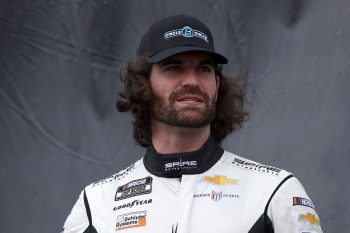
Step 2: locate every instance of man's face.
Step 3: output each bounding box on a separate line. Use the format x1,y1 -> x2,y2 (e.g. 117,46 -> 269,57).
149,52 -> 219,128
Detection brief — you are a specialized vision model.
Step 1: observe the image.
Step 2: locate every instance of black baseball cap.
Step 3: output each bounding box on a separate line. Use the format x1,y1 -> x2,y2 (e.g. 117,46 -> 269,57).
137,14 -> 228,64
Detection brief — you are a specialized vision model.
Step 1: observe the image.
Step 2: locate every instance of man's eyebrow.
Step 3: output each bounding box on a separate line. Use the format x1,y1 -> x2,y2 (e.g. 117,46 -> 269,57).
198,59 -> 215,66
158,59 -> 182,67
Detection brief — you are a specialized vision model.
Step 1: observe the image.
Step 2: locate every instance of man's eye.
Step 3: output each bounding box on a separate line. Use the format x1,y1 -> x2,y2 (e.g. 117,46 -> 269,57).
166,65 -> 182,71
197,66 -> 213,72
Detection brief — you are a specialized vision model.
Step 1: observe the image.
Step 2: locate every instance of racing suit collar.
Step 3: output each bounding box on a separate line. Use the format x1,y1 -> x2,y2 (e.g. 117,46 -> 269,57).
143,135 -> 224,178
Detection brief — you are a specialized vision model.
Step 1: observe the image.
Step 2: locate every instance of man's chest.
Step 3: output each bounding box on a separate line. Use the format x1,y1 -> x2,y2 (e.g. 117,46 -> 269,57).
92,174 -> 269,233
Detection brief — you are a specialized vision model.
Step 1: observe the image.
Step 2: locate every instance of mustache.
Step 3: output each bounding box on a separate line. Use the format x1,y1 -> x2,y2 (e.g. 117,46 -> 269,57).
169,86 -> 209,102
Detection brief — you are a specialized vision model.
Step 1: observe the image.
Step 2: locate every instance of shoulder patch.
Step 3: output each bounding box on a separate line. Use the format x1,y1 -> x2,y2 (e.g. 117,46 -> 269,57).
91,163 -> 136,187
293,197 -> 315,209
232,157 -> 282,176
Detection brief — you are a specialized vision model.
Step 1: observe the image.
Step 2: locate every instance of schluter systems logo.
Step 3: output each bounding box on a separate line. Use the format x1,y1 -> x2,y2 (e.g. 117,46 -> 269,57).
115,211 -> 146,231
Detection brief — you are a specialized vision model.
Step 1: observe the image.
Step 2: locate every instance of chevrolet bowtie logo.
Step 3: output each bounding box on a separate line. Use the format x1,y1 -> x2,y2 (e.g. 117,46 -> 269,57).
203,176 -> 237,185
299,213 -> 320,225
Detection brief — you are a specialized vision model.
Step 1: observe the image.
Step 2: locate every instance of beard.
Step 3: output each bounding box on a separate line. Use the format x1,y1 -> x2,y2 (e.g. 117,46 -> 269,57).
151,86 -> 216,128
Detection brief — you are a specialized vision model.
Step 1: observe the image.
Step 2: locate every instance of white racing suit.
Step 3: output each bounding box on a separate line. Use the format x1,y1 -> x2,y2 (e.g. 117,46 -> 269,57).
62,136 -> 323,233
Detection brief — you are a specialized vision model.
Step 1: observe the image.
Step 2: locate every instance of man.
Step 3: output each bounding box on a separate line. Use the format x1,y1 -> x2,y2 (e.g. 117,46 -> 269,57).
62,15 -> 323,233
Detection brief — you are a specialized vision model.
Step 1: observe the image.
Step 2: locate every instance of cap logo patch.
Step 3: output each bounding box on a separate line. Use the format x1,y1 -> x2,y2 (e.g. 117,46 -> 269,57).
164,26 -> 209,42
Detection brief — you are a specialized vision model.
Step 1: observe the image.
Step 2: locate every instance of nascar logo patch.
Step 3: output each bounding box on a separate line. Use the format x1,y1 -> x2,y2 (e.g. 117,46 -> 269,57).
293,197 -> 315,209
115,177 -> 152,201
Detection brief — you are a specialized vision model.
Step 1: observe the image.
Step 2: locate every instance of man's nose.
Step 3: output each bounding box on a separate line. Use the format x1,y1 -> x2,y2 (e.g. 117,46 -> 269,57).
181,67 -> 200,86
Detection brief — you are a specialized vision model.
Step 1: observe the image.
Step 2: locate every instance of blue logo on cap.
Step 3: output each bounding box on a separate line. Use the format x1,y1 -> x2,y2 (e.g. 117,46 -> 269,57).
182,26 -> 193,37
164,26 -> 208,42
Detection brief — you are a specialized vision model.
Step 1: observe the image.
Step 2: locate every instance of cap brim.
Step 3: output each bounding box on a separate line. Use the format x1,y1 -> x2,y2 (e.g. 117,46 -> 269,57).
149,46 -> 228,64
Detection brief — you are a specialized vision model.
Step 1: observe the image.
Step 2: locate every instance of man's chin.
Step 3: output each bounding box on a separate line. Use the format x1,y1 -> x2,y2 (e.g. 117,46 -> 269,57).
167,121 -> 210,128
162,114 -> 213,128
152,104 -> 215,128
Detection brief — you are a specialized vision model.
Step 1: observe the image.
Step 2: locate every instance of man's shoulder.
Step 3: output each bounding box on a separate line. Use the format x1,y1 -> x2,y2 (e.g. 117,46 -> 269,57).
219,150 -> 292,180
86,158 -> 144,190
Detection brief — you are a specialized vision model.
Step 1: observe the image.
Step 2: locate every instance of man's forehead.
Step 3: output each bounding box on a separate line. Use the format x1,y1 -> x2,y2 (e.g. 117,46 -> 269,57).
157,51 -> 215,65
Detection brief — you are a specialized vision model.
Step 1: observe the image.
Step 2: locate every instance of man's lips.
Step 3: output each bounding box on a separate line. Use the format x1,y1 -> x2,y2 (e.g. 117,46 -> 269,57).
177,95 -> 204,103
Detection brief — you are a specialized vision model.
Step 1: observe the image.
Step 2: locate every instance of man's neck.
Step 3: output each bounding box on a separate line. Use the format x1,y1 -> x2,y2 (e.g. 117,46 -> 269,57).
151,121 -> 211,154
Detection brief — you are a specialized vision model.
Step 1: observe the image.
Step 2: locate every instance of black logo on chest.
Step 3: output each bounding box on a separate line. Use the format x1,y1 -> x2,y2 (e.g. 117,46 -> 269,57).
115,177 -> 153,201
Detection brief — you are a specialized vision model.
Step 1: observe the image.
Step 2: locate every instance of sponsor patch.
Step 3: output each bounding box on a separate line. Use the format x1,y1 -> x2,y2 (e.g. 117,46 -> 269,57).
194,190 -> 239,201
232,158 -> 281,175
115,177 -> 152,201
211,191 -> 222,201
115,211 -> 146,231
293,197 -> 315,209
113,199 -> 152,211
164,26 -> 209,42
92,164 -> 135,187
164,158 -> 198,171
202,175 -> 237,185
298,213 -> 320,225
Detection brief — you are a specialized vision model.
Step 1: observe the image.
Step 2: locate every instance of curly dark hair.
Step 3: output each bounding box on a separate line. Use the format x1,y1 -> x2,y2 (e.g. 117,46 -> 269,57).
116,56 -> 248,147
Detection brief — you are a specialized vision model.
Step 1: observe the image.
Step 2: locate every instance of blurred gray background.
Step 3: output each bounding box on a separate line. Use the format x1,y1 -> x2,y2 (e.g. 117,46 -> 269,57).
0,0 -> 349,232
